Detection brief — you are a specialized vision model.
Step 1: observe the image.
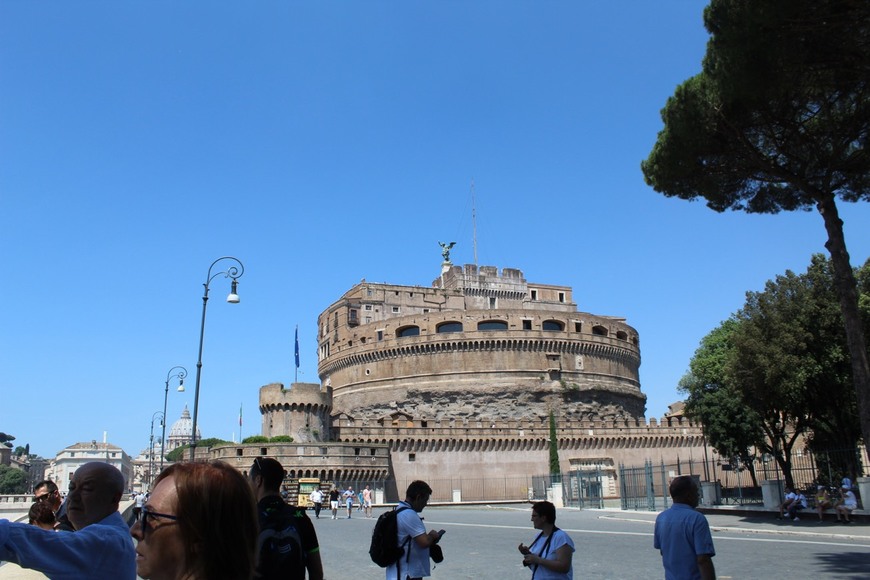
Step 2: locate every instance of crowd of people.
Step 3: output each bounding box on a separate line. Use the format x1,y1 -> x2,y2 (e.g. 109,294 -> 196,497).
779,477 -> 860,524
0,459 -> 861,579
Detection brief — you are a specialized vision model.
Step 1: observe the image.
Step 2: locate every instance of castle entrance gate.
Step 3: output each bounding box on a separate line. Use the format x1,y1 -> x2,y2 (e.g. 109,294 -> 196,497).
565,469 -> 604,509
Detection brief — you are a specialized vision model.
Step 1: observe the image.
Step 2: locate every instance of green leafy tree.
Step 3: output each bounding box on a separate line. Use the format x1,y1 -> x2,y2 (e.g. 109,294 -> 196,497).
0,465 -> 27,494
548,411 -> 560,479
0,432 -> 14,448
680,319 -> 764,485
269,435 -> 294,443
165,437 -> 231,462
642,0 -> 870,450
241,435 -> 269,444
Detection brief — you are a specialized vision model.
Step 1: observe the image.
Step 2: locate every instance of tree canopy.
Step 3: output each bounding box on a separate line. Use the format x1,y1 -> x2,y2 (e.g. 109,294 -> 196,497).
0,465 -> 27,494
643,0 -> 870,448
681,255 -> 867,486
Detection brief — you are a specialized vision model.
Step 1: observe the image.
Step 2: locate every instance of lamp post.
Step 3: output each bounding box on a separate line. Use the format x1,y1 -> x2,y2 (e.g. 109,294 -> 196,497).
190,256 -> 244,461
162,366 -> 187,471
149,411 -> 164,487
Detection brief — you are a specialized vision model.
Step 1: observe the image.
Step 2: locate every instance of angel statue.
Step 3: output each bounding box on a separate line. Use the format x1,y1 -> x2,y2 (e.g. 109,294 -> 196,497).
439,241 -> 456,263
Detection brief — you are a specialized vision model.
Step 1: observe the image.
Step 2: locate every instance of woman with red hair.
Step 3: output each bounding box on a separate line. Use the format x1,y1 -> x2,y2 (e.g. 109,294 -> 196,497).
131,461 -> 258,579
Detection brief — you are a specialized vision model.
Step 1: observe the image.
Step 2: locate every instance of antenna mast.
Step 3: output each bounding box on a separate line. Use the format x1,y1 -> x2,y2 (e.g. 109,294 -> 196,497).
471,179 -> 478,266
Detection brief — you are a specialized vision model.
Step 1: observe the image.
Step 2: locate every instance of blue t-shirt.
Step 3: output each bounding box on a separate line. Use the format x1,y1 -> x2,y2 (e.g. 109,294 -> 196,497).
653,503 -> 715,580
385,502 -> 429,580
528,528 -> 574,579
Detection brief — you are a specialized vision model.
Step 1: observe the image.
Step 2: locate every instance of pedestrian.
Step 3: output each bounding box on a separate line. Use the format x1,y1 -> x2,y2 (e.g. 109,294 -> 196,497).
133,491 -> 146,522
358,489 -> 365,512
343,486 -> 355,519
130,460 -> 258,580
815,485 -> 833,522
310,487 -> 324,519
835,484 -> 858,524
784,489 -> 807,521
653,475 -> 716,580
777,485 -> 797,519
329,487 -> 340,520
0,462 -> 136,579
517,501 -> 574,579
250,457 -> 323,580
363,484 -> 373,518
27,502 -> 56,531
385,480 -> 445,580
32,480 -> 74,532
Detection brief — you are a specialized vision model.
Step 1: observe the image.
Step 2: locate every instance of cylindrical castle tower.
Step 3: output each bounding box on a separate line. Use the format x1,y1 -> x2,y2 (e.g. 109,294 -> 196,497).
317,265 -> 645,424
259,382 -> 333,442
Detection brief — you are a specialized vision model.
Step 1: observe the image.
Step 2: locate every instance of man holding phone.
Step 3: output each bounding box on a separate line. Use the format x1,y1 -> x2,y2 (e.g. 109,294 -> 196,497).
386,480 -> 445,580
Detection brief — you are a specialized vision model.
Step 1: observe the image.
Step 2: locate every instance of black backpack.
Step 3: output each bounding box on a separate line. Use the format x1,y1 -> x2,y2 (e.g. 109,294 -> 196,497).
369,506 -> 411,567
256,502 -> 305,580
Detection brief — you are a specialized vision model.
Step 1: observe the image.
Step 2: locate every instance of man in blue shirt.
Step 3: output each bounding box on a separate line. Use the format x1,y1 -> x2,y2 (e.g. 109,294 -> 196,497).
653,475 -> 716,580
386,480 -> 445,580
0,462 -> 136,580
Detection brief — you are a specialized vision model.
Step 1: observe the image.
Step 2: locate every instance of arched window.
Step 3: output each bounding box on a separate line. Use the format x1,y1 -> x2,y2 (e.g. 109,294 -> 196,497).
436,321 -> 463,333
592,325 -> 608,337
396,325 -> 420,338
478,320 -> 508,331
616,330 -> 628,340
542,320 -> 564,331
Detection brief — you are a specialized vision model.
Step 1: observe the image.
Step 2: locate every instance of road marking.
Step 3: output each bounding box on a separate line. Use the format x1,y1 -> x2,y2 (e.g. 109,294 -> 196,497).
423,519 -> 870,549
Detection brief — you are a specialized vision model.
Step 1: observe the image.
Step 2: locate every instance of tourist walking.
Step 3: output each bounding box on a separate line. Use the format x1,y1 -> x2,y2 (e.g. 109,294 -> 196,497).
343,486 -> 355,519
517,501 -> 574,579
653,475 -> 716,580
310,487 -> 324,519
363,484 -> 373,518
329,487 -> 340,520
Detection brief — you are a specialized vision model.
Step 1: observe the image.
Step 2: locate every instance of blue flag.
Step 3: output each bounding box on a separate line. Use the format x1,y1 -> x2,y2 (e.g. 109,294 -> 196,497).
294,325 -> 300,369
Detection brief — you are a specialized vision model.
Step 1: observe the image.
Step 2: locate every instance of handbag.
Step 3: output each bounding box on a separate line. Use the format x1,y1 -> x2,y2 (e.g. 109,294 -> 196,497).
430,543 -> 444,563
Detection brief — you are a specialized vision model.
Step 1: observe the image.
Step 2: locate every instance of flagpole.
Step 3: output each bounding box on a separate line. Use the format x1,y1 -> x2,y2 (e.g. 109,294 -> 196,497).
294,324 -> 300,383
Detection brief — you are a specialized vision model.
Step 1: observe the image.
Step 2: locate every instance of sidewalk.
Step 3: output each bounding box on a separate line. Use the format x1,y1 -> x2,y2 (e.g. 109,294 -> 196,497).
699,504 -> 870,540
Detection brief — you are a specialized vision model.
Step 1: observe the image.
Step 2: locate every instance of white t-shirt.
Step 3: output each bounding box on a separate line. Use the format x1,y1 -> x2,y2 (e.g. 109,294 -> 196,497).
528,528 -> 575,580
386,503 -> 429,580
842,490 -> 858,509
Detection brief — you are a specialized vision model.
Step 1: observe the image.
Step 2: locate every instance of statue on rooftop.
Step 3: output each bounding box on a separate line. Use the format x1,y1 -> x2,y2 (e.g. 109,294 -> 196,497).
439,241 -> 456,263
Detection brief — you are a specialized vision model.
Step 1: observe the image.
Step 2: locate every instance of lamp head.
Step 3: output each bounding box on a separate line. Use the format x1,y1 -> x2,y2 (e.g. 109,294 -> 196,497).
227,279 -> 240,304
177,379 -> 185,393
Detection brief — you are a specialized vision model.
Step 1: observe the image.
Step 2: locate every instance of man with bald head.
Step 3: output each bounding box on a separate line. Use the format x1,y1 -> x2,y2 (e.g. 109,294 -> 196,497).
0,462 -> 136,579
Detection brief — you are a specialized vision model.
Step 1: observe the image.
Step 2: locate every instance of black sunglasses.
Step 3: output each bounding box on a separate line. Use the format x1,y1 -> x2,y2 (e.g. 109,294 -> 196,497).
139,507 -> 179,537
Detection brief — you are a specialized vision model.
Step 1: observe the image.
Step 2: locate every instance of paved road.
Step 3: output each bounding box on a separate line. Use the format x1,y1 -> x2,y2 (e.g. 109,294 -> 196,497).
311,504 -> 870,579
3,503 -> 870,579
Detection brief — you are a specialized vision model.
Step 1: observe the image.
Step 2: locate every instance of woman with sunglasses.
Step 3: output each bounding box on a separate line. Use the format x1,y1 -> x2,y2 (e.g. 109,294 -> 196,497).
131,461 -> 258,579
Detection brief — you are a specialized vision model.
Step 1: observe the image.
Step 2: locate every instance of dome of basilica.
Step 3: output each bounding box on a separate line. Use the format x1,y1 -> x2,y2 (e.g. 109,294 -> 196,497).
166,405 -> 201,451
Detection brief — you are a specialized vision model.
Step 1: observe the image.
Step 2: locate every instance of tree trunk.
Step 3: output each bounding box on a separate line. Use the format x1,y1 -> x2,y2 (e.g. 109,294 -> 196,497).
816,194 -> 870,456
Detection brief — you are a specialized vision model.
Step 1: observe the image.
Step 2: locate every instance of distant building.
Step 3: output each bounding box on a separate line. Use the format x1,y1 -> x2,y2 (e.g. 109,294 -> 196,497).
47,441 -> 133,491
166,405 -> 199,452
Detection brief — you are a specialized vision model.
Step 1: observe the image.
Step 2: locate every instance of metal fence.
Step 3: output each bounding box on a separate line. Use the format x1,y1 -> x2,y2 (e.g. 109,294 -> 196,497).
618,448 -> 867,510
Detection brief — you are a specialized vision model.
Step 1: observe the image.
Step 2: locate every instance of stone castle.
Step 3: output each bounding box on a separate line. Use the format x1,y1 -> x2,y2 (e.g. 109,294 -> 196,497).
222,263 -> 708,502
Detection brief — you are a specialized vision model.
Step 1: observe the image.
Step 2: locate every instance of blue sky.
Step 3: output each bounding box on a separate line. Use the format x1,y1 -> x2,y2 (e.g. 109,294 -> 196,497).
2,1 -> 869,460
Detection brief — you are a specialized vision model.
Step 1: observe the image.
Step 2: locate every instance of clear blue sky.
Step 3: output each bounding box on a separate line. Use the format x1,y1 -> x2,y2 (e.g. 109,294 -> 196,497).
3,1 -> 869,460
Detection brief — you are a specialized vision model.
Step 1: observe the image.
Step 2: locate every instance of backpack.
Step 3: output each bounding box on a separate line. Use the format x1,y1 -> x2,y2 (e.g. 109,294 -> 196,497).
369,506 -> 411,567
256,501 -> 305,580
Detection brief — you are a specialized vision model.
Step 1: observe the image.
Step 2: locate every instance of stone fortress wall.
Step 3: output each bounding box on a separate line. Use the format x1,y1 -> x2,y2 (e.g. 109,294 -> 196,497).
250,264 -> 709,501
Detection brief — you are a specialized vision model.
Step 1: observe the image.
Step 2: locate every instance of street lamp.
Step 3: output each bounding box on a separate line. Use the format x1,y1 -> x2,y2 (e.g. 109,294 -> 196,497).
162,365 -> 187,472
149,411 -> 164,487
190,256 -> 245,461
